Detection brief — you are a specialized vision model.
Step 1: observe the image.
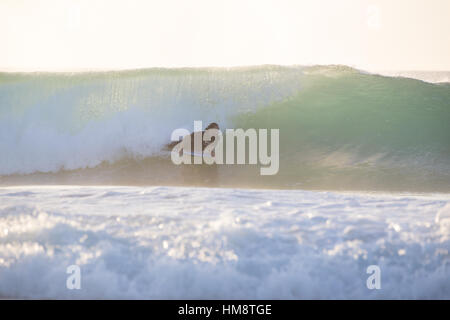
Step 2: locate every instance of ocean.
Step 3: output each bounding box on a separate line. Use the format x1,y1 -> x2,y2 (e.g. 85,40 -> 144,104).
0,65 -> 449,299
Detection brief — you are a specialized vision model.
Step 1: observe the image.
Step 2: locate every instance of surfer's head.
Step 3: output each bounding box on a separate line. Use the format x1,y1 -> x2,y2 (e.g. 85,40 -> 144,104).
206,122 -> 219,130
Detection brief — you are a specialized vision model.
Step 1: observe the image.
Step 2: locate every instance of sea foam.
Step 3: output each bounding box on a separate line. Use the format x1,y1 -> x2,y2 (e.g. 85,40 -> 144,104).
0,186 -> 449,299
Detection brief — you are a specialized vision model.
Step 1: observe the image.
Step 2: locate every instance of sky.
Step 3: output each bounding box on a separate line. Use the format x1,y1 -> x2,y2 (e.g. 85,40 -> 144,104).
1,0 -> 449,71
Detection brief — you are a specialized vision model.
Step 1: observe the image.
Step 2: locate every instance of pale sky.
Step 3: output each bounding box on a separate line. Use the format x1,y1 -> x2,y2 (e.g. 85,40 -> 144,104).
1,0 -> 449,71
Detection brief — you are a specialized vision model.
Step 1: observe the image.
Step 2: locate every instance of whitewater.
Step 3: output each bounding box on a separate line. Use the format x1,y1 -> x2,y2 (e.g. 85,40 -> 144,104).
0,186 -> 449,299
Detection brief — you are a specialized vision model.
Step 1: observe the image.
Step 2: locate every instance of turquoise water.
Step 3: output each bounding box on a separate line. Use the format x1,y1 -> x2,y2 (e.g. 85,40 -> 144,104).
0,65 -> 449,191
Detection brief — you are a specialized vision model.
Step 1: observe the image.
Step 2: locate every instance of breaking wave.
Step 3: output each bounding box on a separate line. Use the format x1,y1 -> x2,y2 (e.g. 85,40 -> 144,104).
1,65 -> 449,192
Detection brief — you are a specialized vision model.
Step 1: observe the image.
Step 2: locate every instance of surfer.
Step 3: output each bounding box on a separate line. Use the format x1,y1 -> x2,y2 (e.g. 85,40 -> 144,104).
166,122 -> 220,154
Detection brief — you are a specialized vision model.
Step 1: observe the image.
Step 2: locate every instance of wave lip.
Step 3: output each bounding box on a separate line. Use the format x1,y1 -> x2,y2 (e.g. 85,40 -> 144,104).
374,70 -> 450,84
